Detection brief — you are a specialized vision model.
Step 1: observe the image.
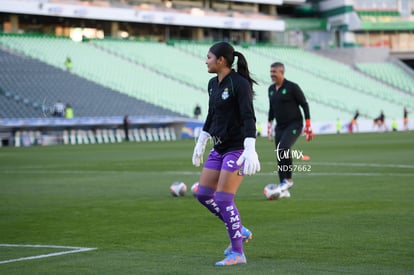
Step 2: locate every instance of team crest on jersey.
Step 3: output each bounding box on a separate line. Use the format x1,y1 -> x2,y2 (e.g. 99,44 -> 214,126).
222,88 -> 229,100
282,89 -> 287,95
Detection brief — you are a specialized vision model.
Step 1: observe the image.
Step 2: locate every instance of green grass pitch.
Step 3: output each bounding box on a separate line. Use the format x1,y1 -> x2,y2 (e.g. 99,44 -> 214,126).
0,132 -> 413,274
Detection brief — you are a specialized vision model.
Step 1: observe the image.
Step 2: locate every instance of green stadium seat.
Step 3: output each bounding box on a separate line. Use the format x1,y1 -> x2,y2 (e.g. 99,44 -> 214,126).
0,34 -> 411,122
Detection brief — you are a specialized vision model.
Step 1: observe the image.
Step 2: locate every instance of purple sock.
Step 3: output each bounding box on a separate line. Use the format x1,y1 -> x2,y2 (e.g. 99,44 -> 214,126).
215,192 -> 243,254
196,186 -> 223,221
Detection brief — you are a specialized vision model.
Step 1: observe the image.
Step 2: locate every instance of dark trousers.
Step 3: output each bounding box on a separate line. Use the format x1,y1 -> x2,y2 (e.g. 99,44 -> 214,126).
274,122 -> 302,182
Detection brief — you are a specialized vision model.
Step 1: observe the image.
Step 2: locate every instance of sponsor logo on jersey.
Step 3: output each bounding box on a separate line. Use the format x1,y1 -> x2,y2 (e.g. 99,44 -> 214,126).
222,88 -> 229,100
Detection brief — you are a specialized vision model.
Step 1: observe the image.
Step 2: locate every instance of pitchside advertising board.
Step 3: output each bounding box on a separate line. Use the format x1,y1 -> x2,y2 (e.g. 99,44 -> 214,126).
181,121 -> 203,139
184,119 -> 414,139
1,117 -> 412,146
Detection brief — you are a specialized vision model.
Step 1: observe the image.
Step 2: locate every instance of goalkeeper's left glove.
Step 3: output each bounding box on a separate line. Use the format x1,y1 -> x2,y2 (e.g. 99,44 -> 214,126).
236,138 -> 261,176
192,131 -> 210,167
304,119 -> 315,141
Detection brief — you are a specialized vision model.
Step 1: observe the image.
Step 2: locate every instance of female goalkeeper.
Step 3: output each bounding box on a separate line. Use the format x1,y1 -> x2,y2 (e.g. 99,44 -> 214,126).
192,41 -> 261,266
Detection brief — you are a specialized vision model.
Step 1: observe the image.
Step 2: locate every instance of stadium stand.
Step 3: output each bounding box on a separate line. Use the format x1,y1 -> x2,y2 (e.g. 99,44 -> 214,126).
0,34 -> 209,119
94,39 -> 353,122
247,45 -> 413,118
251,47 -> 412,100
1,34 -> 412,124
0,48 -> 182,118
173,41 -> 411,121
0,87 -> 40,118
92,39 -> 210,92
355,62 -> 414,95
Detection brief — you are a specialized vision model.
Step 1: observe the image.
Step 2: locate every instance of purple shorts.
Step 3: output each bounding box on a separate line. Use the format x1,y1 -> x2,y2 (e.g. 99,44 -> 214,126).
204,149 -> 244,173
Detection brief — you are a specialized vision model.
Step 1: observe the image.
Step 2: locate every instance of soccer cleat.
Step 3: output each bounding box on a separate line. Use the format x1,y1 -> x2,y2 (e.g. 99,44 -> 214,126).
224,227 -> 252,256
215,251 -> 247,266
241,226 -> 253,243
278,179 -> 293,191
279,189 -> 291,198
223,245 -> 232,256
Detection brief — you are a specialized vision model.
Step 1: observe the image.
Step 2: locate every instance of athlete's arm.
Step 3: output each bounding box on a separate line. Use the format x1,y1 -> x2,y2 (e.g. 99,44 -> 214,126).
293,83 -> 310,120
202,80 -> 214,133
236,80 -> 256,138
267,87 -> 274,139
235,79 -> 260,175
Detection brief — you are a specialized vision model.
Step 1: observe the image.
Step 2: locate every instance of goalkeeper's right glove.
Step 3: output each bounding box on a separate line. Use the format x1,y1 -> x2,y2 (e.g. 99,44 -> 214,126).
192,130 -> 210,167
304,119 -> 314,141
236,138 -> 261,176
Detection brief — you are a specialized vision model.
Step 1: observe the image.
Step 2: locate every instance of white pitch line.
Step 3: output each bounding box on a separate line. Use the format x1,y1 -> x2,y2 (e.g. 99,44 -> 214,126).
1,161 -> 413,176
0,244 -> 96,265
260,161 -> 414,169
168,171 -> 414,177
292,172 -> 414,177
305,161 -> 414,169
1,170 -> 413,177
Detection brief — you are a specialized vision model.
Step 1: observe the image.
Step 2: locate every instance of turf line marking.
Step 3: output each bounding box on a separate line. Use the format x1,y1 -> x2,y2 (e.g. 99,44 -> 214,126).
1,160 -> 413,176
307,162 -> 414,169
295,172 -> 414,177
1,170 -> 413,177
168,171 -> 414,177
260,161 -> 414,169
0,244 -> 97,265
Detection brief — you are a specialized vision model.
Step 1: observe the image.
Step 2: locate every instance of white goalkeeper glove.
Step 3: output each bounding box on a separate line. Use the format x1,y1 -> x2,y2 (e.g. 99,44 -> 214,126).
236,137 -> 261,176
192,130 -> 210,167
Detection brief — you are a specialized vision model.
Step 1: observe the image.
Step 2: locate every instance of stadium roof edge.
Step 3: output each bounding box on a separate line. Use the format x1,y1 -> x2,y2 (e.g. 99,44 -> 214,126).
0,0 -> 286,31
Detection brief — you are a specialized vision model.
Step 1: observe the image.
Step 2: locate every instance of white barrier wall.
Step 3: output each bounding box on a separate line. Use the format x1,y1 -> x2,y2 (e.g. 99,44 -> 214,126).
260,119 -> 414,137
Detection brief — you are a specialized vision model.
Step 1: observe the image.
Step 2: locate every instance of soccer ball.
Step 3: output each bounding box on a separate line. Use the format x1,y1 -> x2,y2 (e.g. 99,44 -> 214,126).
170,181 -> 187,197
263,183 -> 281,200
191,182 -> 199,196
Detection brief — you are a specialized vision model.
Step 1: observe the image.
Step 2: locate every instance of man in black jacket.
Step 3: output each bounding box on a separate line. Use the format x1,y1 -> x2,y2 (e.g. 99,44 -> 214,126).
267,62 -> 313,198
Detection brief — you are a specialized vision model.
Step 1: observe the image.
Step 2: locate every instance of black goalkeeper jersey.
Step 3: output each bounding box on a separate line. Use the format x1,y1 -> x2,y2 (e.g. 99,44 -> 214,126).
203,70 -> 256,154
268,78 -> 310,129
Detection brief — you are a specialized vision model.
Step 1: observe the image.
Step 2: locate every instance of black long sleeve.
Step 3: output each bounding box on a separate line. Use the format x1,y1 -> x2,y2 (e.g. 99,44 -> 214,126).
202,70 -> 256,153
268,79 -> 310,128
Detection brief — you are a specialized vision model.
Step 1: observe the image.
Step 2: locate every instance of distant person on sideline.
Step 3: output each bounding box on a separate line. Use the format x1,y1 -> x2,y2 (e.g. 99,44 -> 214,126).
65,103 -> 74,119
53,100 -> 65,117
65,57 -> 72,72
123,115 -> 131,141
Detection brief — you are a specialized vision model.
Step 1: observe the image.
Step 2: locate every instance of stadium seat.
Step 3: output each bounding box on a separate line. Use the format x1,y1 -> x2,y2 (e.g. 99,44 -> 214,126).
0,35 -> 411,123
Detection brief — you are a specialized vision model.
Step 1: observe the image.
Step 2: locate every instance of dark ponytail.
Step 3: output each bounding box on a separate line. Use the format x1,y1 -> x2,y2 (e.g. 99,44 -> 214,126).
234,51 -> 257,91
209,42 -> 257,94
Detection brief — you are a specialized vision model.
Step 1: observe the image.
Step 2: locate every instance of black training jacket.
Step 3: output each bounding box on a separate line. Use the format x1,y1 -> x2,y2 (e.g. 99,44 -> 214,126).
268,78 -> 310,129
203,70 -> 256,154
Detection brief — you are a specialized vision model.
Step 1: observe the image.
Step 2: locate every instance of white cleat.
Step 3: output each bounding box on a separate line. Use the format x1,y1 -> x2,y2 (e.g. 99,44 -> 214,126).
279,189 -> 291,198
278,179 -> 293,191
